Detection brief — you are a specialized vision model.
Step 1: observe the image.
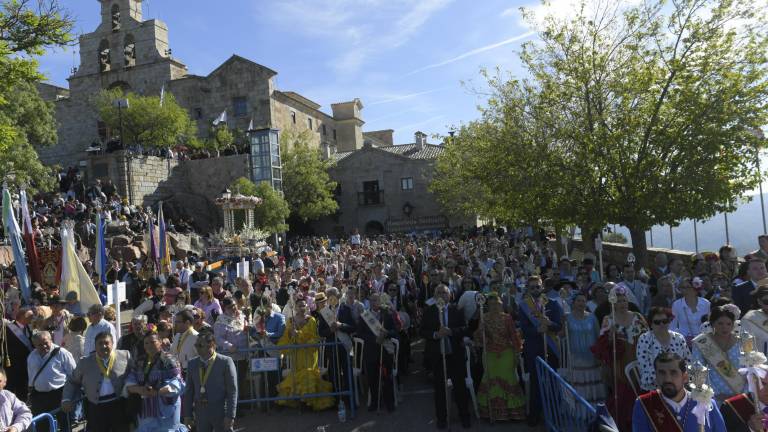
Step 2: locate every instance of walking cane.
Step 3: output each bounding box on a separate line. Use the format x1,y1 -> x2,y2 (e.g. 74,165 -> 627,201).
436,298 -> 451,430
538,293 -> 549,361
476,293 -> 490,423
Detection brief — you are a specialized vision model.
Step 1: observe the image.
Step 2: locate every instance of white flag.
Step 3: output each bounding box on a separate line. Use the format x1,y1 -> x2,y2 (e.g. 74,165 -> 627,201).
159,84 -> 165,107
247,117 -> 254,131
213,110 -> 227,126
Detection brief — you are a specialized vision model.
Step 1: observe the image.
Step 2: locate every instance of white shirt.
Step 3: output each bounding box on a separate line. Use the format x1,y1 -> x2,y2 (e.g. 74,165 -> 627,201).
671,297 -> 710,339
83,319 -> 117,356
27,345 -> 76,392
661,390 -> 690,415
171,328 -> 199,369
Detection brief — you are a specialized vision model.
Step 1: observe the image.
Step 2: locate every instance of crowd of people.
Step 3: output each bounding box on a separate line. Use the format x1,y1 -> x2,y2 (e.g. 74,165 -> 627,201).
1,222 -> 768,431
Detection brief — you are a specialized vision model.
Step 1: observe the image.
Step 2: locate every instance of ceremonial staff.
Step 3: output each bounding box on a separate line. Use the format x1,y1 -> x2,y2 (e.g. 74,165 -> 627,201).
608,286 -> 619,426
436,297 -> 451,430
476,293 -> 489,423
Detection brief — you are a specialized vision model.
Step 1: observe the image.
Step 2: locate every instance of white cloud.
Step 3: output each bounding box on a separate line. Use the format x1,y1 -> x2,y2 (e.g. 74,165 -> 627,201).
368,87 -> 450,106
404,31 -> 535,76
267,0 -> 453,74
501,7 -> 517,18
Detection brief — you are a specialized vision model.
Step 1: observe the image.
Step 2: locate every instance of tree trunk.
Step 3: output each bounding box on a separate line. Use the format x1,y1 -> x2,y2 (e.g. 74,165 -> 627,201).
580,226 -> 595,255
628,225 -> 649,269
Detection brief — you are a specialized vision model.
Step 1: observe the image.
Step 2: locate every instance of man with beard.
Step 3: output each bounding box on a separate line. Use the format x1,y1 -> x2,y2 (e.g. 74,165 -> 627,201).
632,352 -> 725,431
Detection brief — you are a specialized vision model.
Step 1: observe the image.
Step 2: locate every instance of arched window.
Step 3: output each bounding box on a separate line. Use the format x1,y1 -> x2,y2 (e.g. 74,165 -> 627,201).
123,34 -> 136,68
98,39 -> 111,72
111,4 -> 121,31
108,81 -> 131,93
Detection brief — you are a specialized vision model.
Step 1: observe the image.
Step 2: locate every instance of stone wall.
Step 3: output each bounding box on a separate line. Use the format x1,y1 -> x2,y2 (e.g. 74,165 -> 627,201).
570,239 -> 695,268
85,152 -> 249,233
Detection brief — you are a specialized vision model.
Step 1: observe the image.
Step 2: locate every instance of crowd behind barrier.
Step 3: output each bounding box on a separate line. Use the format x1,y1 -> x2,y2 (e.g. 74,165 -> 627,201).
1,215 -> 768,431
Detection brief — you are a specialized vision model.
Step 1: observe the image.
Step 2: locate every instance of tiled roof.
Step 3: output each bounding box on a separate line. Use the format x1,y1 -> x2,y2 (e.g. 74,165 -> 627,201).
332,143 -> 443,163
379,143 -> 443,159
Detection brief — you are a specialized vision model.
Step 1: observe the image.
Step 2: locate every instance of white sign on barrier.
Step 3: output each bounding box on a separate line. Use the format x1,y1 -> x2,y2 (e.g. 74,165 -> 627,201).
107,282 -> 126,305
237,259 -> 250,279
251,357 -> 279,372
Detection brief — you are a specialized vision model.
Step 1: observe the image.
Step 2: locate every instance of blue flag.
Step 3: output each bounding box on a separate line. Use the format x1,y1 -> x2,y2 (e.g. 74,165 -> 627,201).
2,187 -> 30,303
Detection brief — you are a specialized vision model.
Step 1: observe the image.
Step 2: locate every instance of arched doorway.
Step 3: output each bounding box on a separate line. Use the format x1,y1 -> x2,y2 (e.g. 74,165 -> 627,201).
108,81 -> 131,92
365,220 -> 385,235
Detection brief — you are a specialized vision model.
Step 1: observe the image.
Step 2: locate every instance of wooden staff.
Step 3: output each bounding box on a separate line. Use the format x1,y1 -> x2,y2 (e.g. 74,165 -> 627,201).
477,293 -> 490,423
437,298 -> 451,430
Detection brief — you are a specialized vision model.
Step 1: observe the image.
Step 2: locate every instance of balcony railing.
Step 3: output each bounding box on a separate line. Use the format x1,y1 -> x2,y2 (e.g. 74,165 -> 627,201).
357,191 -> 384,206
386,215 -> 449,232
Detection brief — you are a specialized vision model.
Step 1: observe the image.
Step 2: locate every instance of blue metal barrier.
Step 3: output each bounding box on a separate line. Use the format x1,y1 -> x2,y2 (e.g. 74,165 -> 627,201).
234,340 -> 356,419
29,412 -> 57,432
536,356 -> 597,432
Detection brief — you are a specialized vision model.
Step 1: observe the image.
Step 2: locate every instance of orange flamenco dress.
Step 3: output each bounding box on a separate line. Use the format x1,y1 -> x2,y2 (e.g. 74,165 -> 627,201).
276,316 -> 335,411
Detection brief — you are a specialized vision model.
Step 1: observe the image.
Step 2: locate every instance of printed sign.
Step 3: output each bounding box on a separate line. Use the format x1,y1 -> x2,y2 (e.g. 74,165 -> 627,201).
251,357 -> 279,372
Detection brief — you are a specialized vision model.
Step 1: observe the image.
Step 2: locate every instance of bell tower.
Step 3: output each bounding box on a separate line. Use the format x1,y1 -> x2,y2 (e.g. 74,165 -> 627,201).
99,0 -> 143,30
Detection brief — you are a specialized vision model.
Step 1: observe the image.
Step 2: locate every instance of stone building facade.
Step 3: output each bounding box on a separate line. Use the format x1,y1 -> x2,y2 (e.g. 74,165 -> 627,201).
313,132 -> 476,237
37,0 -> 369,169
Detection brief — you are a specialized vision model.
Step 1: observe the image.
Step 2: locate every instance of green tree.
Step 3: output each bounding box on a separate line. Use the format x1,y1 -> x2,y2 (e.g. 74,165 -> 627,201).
0,0 -> 72,190
435,0 -> 768,267
204,125 -> 234,155
281,129 -> 338,222
93,89 -> 197,148
230,177 -> 289,234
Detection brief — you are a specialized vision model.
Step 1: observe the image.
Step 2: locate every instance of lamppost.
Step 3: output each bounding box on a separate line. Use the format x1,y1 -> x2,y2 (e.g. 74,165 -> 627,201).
113,98 -> 129,148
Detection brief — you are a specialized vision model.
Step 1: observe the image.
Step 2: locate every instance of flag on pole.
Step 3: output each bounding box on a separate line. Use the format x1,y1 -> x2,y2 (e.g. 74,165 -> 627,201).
247,117 -> 254,132
213,110 -> 227,126
159,83 -> 166,107
148,214 -> 159,276
59,224 -> 101,311
19,190 -> 42,285
94,214 -> 107,288
2,187 -> 30,303
158,202 -> 171,276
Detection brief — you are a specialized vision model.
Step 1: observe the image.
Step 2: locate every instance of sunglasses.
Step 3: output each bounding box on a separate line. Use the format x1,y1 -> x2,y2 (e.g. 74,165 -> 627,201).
653,318 -> 671,325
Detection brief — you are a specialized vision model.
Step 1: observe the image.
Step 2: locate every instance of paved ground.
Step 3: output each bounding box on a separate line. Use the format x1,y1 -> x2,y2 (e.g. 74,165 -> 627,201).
233,341 -> 544,432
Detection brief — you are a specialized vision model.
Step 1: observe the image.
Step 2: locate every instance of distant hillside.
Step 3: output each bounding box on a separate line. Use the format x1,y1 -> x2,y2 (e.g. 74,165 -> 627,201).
609,193 -> 767,256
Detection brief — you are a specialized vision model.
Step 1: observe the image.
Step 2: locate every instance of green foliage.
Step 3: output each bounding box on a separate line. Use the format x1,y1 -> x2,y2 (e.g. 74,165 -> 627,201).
204,126 -> 234,154
433,0 -> 768,265
280,129 -> 338,222
93,89 -> 197,148
229,177 -> 289,234
0,0 -> 72,191
603,232 -> 628,244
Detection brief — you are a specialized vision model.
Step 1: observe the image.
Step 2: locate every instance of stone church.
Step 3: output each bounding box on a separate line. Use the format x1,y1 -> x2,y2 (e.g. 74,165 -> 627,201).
36,0 -> 474,235
37,0 -> 385,169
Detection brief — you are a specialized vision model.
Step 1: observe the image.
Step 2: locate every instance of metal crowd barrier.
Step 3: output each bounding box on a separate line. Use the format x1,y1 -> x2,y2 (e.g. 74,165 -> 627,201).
235,340 -> 356,419
29,413 -> 57,432
536,356 -> 597,432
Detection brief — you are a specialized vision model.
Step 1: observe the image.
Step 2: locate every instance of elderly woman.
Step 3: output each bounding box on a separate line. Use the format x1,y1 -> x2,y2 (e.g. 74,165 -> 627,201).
473,293 -> 526,420
276,295 -> 335,410
194,286 -> 222,325
125,332 -> 186,432
635,306 -> 691,392
692,305 -> 745,403
213,298 -> 249,359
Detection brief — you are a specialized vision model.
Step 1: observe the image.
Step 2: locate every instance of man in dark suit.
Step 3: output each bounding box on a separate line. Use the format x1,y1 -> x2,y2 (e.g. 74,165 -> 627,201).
733,258 -> 768,315
356,292 -> 398,412
4,307 -> 34,402
419,284 -> 472,429
317,288 -> 356,407
184,328 -> 238,432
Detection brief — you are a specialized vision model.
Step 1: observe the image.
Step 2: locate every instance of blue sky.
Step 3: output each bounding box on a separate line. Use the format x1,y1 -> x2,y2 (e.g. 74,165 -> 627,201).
36,0 -> 547,145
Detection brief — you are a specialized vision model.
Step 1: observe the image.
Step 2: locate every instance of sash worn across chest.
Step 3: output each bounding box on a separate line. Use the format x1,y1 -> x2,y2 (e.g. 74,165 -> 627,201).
638,390 -> 684,432
693,334 -> 746,394
518,296 -> 559,358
